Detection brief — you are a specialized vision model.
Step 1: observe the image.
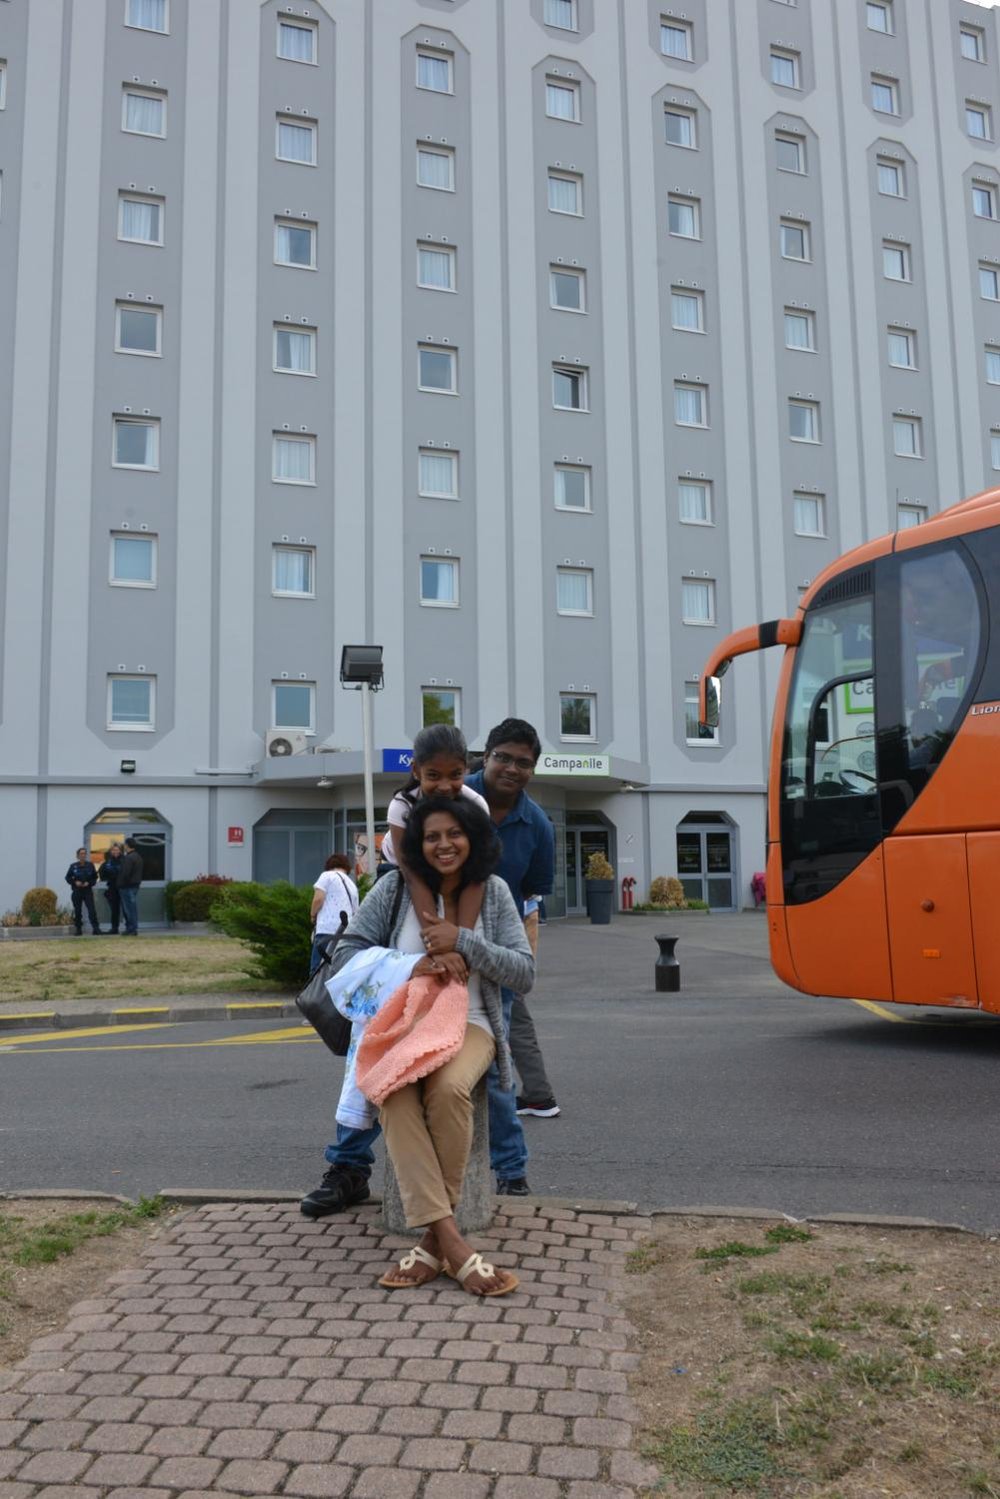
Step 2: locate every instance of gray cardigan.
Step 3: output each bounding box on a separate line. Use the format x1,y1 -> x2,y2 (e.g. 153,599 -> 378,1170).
329,871 -> 534,1092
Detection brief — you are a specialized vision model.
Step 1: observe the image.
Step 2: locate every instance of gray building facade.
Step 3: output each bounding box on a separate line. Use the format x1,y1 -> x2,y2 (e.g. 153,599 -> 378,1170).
1,0 -> 999,922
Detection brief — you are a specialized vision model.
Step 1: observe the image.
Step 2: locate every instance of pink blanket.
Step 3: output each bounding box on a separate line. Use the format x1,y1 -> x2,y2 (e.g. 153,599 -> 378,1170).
355,975 -> 469,1108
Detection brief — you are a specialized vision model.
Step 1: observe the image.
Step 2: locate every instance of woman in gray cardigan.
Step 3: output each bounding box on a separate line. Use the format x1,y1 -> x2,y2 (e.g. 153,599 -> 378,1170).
330,796 -> 533,1296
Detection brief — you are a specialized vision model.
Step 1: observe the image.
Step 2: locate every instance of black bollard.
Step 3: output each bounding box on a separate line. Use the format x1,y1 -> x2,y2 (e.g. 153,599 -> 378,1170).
654,935 -> 680,992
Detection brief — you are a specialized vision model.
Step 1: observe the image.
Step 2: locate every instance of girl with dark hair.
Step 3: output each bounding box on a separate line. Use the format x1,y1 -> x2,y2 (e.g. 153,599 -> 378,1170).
328,795 -> 532,1296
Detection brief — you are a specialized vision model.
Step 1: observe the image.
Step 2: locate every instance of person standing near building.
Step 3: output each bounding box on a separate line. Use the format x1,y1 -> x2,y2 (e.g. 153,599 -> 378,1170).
117,837 -> 143,936
65,847 -> 102,936
309,853 -> 359,974
98,843 -> 124,935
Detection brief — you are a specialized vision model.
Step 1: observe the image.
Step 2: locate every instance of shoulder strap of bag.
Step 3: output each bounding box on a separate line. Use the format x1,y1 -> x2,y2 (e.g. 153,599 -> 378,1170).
388,871 -> 404,934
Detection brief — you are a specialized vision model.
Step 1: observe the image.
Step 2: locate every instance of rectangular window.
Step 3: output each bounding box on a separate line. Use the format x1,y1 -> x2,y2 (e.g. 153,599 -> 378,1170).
273,324 -> 316,375
115,302 -> 162,356
418,345 -> 457,393
416,49 -> 453,93
897,503 -> 925,529
554,463 -> 591,511
126,0 -> 167,33
546,78 -> 580,121
871,75 -> 898,114
556,567 -> 594,616
122,87 -> 166,136
780,218 -> 809,260
674,382 -> 708,426
893,416 -> 922,457
993,430 -> 1000,470
553,364 -> 588,410
668,194 -> 700,238
967,103 -> 991,140
417,145 -> 455,191
681,579 -> 715,625
788,399 -> 820,442
118,193 -> 164,245
973,182 -> 997,219
419,449 -> 459,499
867,1 -> 892,33
665,107 -> 696,148
877,156 -> 904,195
422,688 -> 461,728
110,533 -> 156,587
660,20 -> 693,60
272,545 -> 315,597
548,169 -> 583,215
784,308 -> 815,350
770,49 -> 800,88
272,433 -> 316,484
883,240 -> 910,280
276,116 -> 317,165
417,243 -> 456,291
420,557 -> 459,607
559,692 -> 596,740
544,0 -> 577,29
685,681 -> 718,743
108,675 -> 155,730
986,345 -> 1000,384
793,491 -> 825,536
679,479 -> 712,525
272,681 -> 315,731
274,218 -> 316,268
113,417 -> 159,469
277,18 -> 317,63
981,264 -> 1000,300
0,60 -> 5,110
671,288 -> 704,331
887,327 -> 916,368
961,25 -> 986,63
550,266 -> 585,311
775,132 -> 805,173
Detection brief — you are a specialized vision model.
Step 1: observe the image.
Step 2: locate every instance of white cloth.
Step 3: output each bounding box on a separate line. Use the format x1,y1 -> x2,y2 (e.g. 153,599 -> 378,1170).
313,869 -> 359,935
329,947 -> 421,1128
380,785 -> 491,866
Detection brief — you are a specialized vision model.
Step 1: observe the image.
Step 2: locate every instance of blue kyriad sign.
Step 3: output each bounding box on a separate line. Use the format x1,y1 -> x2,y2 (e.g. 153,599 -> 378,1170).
381,747 -> 414,774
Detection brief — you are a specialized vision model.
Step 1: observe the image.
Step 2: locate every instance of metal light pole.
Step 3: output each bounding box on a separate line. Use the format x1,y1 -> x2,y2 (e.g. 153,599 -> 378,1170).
339,645 -> 384,878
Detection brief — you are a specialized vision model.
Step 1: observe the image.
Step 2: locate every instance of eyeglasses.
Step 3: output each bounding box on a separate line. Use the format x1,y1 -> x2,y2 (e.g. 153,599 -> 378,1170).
490,750 -> 535,772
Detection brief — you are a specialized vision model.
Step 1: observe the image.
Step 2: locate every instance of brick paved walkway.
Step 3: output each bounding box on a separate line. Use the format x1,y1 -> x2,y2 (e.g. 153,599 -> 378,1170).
0,1199 -> 663,1498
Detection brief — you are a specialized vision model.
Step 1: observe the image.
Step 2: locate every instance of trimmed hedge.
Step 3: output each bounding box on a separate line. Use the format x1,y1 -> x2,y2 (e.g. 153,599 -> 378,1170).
210,881 -> 313,988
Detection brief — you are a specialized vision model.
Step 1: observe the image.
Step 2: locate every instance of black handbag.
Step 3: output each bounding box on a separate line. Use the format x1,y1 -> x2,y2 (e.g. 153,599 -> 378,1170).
296,875 -> 404,1057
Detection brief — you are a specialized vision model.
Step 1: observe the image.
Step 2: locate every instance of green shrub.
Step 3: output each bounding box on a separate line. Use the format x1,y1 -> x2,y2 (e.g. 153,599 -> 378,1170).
172,882 -> 226,922
164,880 -> 190,922
22,887 -> 58,923
210,881 -> 313,988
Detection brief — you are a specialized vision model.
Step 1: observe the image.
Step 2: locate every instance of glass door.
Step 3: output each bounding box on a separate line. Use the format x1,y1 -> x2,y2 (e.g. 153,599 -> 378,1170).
676,820 -> 736,910
564,828 -> 612,913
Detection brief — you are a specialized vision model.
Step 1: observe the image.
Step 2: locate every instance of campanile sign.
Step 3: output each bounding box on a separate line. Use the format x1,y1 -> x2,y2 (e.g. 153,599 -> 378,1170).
533,753 -> 611,776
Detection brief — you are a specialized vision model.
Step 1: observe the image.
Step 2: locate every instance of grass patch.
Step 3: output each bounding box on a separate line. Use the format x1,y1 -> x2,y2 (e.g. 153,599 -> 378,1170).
0,936 -> 280,1004
646,1398 -> 787,1491
695,1240 -> 780,1265
625,1240 -> 660,1274
0,1197 -> 168,1271
766,1329 -> 841,1363
764,1223 -> 814,1245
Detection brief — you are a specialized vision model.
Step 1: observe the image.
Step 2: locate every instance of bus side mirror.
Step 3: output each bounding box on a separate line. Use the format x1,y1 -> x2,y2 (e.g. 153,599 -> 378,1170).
703,676 -> 721,730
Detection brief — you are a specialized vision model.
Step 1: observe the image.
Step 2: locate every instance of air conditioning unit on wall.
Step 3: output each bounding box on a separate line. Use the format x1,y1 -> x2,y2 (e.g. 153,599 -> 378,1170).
266,729 -> 309,758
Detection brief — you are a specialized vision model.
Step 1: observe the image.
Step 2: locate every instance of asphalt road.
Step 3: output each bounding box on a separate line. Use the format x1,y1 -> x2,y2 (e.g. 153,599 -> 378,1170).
3,915 -> 999,1232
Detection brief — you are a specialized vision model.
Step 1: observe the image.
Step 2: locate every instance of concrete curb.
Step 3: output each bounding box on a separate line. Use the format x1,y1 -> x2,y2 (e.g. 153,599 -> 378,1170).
640,1203 -> 980,1235
0,1189 -> 135,1205
0,999 -> 298,1032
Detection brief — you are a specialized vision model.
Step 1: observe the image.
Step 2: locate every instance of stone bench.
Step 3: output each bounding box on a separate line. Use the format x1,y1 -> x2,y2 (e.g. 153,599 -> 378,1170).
381,1078 -> 493,1233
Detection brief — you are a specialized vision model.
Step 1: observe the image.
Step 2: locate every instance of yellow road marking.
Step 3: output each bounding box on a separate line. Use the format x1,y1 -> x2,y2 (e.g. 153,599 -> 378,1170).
0,1022 -> 171,1046
0,1033 -> 319,1055
849,998 -> 908,1023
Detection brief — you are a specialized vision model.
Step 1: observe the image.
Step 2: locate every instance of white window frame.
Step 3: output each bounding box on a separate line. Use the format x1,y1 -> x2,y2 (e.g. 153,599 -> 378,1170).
0,59 -> 6,110
893,416 -> 923,458
784,308 -> 816,351
418,345 -> 458,395
544,0 -> 578,31
274,217 -> 316,269
421,687 -> 461,728
967,103 -> 992,140
417,242 -> 457,292
121,86 -> 166,138
681,579 -> 716,626
273,323 -> 317,376
112,416 -> 160,471
788,399 -> 820,443
793,491 -> 826,537
420,556 -> 460,609
114,302 -> 162,357
117,192 -> 164,246
780,218 -> 810,260
271,545 -> 316,598
678,479 -> 713,526
986,345 -> 1000,385
671,287 -> 705,332
897,503 -> 926,529
664,106 -> 697,149
271,433 -> 316,486
993,430 -> 1000,471
973,182 -> 998,220
775,132 -> 805,173
887,327 -> 916,369
552,364 -> 589,411
559,692 -> 597,742
770,48 -> 800,89
555,566 -> 594,617
548,169 -> 583,215
876,157 -> 904,196
961,25 -> 986,63
554,464 -> 592,512
109,532 -> 157,588
545,77 -> 581,122
660,19 -> 693,61
417,144 -> 455,192
668,194 -> 700,239
125,0 -> 168,34
685,681 -> 718,745
418,449 -> 459,499
882,240 -> 910,281
981,264 -> 1000,301
275,115 -> 317,166
550,266 -> 586,312
107,674 -> 156,732
871,75 -> 899,115
416,49 -> 454,94
674,382 -> 708,427
867,1 -> 893,34
272,681 -> 316,733
277,17 -> 318,64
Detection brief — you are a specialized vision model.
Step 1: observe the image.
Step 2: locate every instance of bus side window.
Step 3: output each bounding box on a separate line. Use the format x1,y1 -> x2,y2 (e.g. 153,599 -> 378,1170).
900,550 -> 980,777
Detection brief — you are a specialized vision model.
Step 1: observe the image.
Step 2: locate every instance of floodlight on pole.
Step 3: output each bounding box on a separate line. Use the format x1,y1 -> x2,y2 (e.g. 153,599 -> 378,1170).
339,645 -> 384,876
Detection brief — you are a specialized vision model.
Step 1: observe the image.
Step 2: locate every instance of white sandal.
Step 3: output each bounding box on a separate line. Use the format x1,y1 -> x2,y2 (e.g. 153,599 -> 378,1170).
378,1244 -> 444,1289
453,1251 -> 519,1298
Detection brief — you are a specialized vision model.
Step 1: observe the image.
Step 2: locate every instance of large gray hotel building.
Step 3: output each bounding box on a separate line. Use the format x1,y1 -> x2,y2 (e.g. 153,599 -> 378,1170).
1,0 -> 998,921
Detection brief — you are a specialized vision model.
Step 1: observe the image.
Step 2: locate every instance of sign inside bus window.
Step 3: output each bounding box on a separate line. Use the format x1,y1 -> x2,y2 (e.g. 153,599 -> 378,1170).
843,677 -> 874,715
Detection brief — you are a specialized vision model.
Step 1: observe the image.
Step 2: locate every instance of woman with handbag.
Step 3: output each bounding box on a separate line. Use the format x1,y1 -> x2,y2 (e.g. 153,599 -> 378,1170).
310,854 -> 359,974
328,795 -> 533,1297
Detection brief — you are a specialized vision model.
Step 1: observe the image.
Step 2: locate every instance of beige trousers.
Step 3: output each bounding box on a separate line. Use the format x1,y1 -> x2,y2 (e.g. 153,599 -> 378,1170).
379,1025 -> 496,1228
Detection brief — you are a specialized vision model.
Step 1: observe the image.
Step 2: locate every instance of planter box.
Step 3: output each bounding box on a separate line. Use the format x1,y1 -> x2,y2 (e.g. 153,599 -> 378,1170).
1,925 -> 75,940
585,878 -> 615,925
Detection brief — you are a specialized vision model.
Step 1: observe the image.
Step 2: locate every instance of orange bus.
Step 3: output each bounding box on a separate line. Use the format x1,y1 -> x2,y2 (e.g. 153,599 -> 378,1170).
700,488 -> 1000,1012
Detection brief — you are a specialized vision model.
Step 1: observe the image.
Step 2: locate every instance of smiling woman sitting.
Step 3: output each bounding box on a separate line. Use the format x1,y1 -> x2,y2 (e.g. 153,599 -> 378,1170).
328,795 -> 534,1296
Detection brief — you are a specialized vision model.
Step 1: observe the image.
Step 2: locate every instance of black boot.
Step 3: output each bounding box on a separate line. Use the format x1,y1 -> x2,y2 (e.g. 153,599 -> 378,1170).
300,1165 -> 370,1220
